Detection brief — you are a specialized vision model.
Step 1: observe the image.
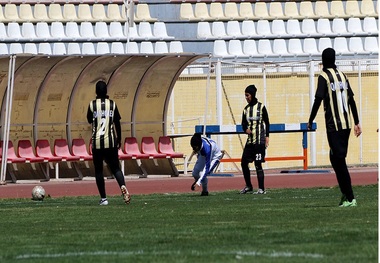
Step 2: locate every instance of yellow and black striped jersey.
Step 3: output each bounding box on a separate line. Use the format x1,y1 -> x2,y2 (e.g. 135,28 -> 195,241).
241,101 -> 269,145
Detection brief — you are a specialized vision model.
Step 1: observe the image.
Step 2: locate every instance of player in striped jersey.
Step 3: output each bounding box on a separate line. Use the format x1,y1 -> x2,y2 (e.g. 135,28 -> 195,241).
308,48 -> 362,207
87,81 -> 130,206
240,85 -> 270,195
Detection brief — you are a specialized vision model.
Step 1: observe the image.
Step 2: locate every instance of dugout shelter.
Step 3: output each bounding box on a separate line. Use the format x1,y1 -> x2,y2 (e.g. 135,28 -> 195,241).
0,54 -> 205,182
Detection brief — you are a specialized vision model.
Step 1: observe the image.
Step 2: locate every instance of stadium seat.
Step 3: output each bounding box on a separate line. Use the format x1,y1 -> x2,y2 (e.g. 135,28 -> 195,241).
94,21 -> 110,41
268,2 -> 285,20
284,2 -> 301,20
21,22 -> 37,41
210,2 -> 225,21
109,21 -> 126,41
256,20 -> 272,37
169,41 -> 183,53
4,4 -> 20,23
315,1 -> 333,19
254,2 -> 270,20
301,19 -> 318,37
271,19 -> 287,38
54,139 -> 81,162
0,43 -> 8,55
363,17 -> 378,35
0,141 -> 26,163
92,4 -> 107,22
212,21 -> 227,39
51,22 -> 67,41
72,138 -> 92,161
180,3 -> 195,21
333,37 -> 349,55
33,4 -> 50,22
360,0 -> 377,17
9,43 -> 23,54
299,2 -> 317,19
158,136 -> 184,159
67,42 -> 81,55
257,39 -> 273,56
79,22 -> 96,41
239,2 -> 254,20
288,38 -> 304,56
347,17 -> 364,36
272,39 -> 290,57
197,21 -> 212,39
82,42 -> 96,55
332,18 -> 348,36
213,40 -> 229,57
96,42 -> 110,55
243,39 -> 259,57
7,22 -> 22,41
228,39 -> 244,57
241,20 -> 256,38
316,18 -> 333,36
364,37 -> 379,54
140,41 -> 154,54
36,140 -> 63,162
194,2 -> 211,21
24,43 -> 38,54
286,19 -> 303,38
135,3 -> 157,22
77,4 -> 95,22
19,4 -> 35,23
124,137 -> 150,159
303,38 -> 319,56
153,22 -> 174,40
0,23 -> 6,42
154,41 -> 168,54
110,42 -> 125,54
318,37 -> 333,53
348,37 -> 365,54
226,20 -> 242,39
125,22 -> 139,40
345,0 -> 362,18
224,2 -> 239,20
138,22 -> 154,40
330,1 -> 348,19
18,140 -> 46,163
36,22 -> 52,41
63,4 -> 78,22
38,43 -> 52,55
48,4 -> 64,22
141,137 -> 168,158
52,42 -> 67,55
126,42 -> 139,53
106,4 -> 124,22
65,22 -> 81,40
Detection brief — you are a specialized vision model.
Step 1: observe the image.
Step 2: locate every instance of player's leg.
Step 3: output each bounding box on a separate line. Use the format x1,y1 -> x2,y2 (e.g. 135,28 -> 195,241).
240,144 -> 254,193
254,144 -> 266,194
105,147 -> 131,204
92,149 -> 107,204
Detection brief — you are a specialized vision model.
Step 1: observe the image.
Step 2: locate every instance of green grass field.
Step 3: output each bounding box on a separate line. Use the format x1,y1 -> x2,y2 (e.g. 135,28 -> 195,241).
0,185 -> 377,263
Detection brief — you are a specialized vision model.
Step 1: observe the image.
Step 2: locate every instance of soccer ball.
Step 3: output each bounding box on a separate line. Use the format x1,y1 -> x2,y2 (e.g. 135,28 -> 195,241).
31,186 -> 45,201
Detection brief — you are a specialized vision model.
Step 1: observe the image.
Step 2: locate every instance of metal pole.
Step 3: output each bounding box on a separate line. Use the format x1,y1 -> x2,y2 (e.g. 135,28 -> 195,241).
309,61 -> 316,166
203,56 -> 212,137
215,60 -> 223,171
358,60 -> 363,164
0,55 -> 16,184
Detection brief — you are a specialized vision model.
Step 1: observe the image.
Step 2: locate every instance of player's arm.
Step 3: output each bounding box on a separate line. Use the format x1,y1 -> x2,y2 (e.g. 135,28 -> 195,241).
347,80 -> 362,137
308,76 -> 325,129
262,106 -> 270,147
241,109 -> 249,133
113,105 -> 122,148
86,103 -> 93,124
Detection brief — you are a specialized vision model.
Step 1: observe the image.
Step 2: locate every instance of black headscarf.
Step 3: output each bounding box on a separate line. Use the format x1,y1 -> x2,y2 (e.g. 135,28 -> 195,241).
96,80 -> 109,99
245,85 -> 258,105
190,133 -> 202,151
322,48 -> 337,70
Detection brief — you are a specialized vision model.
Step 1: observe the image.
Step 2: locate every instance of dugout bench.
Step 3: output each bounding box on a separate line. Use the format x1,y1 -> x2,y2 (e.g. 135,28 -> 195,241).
195,123 -> 317,171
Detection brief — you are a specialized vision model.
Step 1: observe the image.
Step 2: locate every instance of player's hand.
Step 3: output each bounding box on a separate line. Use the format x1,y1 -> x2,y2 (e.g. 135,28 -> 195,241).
354,124 -> 362,137
307,122 -> 312,130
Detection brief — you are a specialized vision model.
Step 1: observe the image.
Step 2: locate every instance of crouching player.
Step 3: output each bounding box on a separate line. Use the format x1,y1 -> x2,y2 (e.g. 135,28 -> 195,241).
190,133 -> 223,196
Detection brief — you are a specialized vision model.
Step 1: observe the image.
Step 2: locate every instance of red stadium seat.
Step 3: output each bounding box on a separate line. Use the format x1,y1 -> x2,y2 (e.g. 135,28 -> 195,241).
141,136 -> 168,158
72,138 -> 92,161
158,136 -> 184,158
0,140 -> 26,163
35,139 -> 63,162
17,140 -> 46,163
54,139 -> 81,161
124,137 -> 151,159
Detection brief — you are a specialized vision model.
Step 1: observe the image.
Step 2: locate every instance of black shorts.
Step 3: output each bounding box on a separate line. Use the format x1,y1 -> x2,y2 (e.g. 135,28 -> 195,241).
241,143 -> 266,163
327,129 -> 350,158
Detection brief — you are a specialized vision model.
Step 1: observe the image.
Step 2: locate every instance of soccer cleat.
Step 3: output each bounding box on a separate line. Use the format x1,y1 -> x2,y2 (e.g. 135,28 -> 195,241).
99,198 -> 108,206
201,191 -> 209,196
254,189 -> 266,195
121,185 -> 131,205
240,186 -> 253,194
338,195 -> 347,206
191,181 -> 197,191
339,199 -> 357,207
